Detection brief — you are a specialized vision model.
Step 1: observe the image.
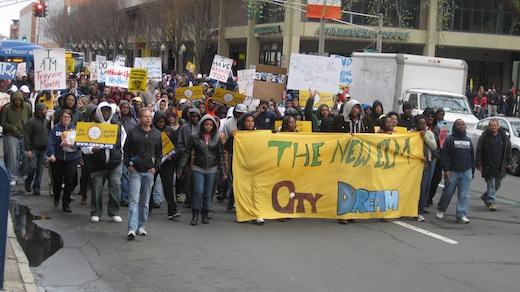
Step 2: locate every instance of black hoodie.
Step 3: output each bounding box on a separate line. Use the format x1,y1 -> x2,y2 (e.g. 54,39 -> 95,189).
441,121 -> 475,173
24,103 -> 49,151
153,111 -> 178,166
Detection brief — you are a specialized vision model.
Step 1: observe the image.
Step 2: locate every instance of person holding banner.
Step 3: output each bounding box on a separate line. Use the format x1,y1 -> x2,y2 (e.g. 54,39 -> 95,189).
177,114 -> 227,225
305,90 -> 332,132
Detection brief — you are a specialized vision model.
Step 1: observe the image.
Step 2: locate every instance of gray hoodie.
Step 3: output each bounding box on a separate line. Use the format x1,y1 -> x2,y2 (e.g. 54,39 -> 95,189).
177,107 -> 202,154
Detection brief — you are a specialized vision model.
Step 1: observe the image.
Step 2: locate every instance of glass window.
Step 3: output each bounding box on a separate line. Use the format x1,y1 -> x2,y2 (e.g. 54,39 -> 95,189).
477,119 -> 489,131
510,121 -> 520,137
409,94 -> 418,109
498,119 -> 509,132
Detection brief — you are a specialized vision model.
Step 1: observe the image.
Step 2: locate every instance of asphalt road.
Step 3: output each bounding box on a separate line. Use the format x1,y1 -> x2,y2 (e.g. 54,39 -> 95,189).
5,164 -> 519,292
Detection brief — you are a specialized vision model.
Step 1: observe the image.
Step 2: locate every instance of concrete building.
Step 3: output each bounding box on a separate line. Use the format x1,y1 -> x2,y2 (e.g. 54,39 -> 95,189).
9,20 -> 19,40
17,3 -> 37,44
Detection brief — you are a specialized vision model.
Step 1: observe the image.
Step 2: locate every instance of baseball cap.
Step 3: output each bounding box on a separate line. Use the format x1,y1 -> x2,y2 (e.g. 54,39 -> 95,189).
19,85 -> 30,93
9,85 -> 18,92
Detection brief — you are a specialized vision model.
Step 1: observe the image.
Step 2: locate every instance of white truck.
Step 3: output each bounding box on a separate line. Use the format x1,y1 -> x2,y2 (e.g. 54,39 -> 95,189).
348,53 -> 478,132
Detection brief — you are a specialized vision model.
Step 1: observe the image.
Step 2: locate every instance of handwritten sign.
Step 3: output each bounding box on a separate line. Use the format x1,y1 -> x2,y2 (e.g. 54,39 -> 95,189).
34,48 -> 66,91
95,55 -> 106,62
105,66 -> 130,88
114,55 -> 126,67
17,63 -> 26,77
287,53 -> 342,94
330,54 -> 355,86
175,86 -> 204,101
134,57 -> 161,81
75,122 -> 119,148
97,61 -> 113,84
0,62 -> 17,80
209,54 -> 233,82
237,69 -> 255,97
128,68 -> 148,92
212,88 -> 245,106
186,61 -> 196,73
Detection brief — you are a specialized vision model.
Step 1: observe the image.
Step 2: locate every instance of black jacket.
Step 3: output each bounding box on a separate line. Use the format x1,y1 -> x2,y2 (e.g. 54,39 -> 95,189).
153,111 -> 179,166
124,124 -> 162,172
24,103 -> 49,151
475,128 -> 512,178
441,125 -> 475,173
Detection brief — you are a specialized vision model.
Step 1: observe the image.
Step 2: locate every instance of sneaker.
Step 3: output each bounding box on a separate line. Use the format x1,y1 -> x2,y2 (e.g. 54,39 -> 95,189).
255,218 -> 265,225
481,195 -> 491,207
91,216 -> 100,222
457,216 -> 470,223
168,215 -> 173,220
10,180 -> 16,186
417,214 -> 425,222
33,189 -> 41,196
172,212 -> 181,218
70,195 -> 75,202
436,212 -> 444,219
137,228 -> 147,236
127,231 -> 136,239
25,181 -> 32,192
338,219 -> 348,224
111,216 -> 122,223
489,204 -> 497,211
153,202 -> 161,209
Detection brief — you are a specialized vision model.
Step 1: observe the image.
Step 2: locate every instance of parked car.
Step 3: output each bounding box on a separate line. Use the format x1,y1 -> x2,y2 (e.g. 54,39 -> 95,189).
467,116 -> 520,176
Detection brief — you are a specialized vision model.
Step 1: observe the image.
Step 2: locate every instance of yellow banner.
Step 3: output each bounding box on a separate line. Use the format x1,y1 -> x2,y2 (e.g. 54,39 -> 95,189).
212,88 -> 245,106
186,61 -> 196,73
298,90 -> 334,108
176,86 -> 204,100
66,58 -> 75,73
233,131 -> 424,222
128,68 -> 148,92
161,131 -> 175,156
274,120 -> 312,132
75,122 -> 119,148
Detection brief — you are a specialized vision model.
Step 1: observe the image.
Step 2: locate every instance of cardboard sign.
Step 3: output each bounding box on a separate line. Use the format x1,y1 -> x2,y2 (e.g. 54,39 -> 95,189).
134,57 -> 161,81
252,64 -> 287,102
105,66 -> 130,88
0,62 -> 17,80
66,58 -> 75,73
175,86 -> 204,100
89,62 -> 98,80
114,55 -> 126,67
186,61 -> 196,73
209,54 -> 233,82
17,63 -> 26,77
298,90 -> 334,108
287,53 -> 342,94
128,68 -> 148,92
274,120 -> 312,132
34,48 -> 67,91
75,122 -> 119,148
212,88 -> 246,106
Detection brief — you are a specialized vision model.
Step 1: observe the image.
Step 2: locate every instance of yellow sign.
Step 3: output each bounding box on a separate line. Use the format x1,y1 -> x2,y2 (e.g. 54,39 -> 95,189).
161,131 -> 175,156
176,86 -> 204,100
274,120 -> 312,132
128,68 -> 148,92
212,88 -> 245,106
75,122 -> 119,148
298,90 -> 334,108
66,58 -> 75,73
233,131 -> 424,222
186,61 -> 196,73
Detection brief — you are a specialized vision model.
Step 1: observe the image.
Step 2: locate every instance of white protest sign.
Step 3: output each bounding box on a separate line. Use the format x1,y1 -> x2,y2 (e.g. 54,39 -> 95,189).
237,69 -> 255,97
96,55 -> 106,62
134,57 -> 161,81
97,61 -> 113,84
209,54 -> 233,82
115,55 -> 126,67
105,66 -> 130,88
287,53 -> 342,94
89,62 -> 98,80
34,48 -> 67,91
330,54 -> 356,86
17,63 -> 27,76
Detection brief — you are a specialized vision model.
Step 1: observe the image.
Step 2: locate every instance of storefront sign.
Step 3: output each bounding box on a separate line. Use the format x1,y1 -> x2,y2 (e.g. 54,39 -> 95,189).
322,27 -> 410,40
255,25 -> 282,34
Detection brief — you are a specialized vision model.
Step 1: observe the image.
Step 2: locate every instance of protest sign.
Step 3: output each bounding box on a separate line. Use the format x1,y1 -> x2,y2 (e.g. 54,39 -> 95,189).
34,48 -> 67,91
274,120 -> 312,132
237,69 -> 255,97
134,57 -> 161,81
89,62 -> 98,80
17,63 -> 26,76
66,58 -> 75,73
287,54 -> 342,94
175,86 -> 204,101
0,62 -> 17,80
97,61 -> 113,84
252,64 -> 287,102
233,131 -> 423,222
212,88 -> 246,106
161,132 -> 176,164
186,61 -> 196,73
105,66 -> 130,88
75,122 -> 119,149
128,68 -> 148,92
95,55 -> 106,62
298,90 -> 335,108
209,54 -> 233,82
114,55 -> 126,67
330,54 -> 357,86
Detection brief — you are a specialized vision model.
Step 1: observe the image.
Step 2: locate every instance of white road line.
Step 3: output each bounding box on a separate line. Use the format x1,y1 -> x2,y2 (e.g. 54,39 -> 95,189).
392,220 -> 459,245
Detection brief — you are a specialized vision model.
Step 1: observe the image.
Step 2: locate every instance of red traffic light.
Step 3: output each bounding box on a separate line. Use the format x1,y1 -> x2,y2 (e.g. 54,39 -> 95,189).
36,3 -> 43,11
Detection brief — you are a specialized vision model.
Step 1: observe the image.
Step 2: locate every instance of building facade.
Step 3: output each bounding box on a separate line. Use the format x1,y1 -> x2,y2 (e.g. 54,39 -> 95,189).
18,3 -> 36,44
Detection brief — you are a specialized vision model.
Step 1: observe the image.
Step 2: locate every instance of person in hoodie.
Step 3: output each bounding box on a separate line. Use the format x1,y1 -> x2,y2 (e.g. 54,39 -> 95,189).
124,108 -> 162,238
332,99 -> 375,134
153,111 -> 181,219
117,100 -> 138,207
78,104 -> 98,205
205,98 -> 218,117
1,90 -> 32,185
304,90 -> 332,132
139,79 -> 159,106
46,109 -> 80,212
371,100 -> 384,125
436,119 -> 475,224
23,103 -> 49,195
177,107 -> 202,208
177,114 -> 227,225
81,102 -> 126,223
54,93 -> 82,125
111,89 -> 123,105
398,101 -> 415,130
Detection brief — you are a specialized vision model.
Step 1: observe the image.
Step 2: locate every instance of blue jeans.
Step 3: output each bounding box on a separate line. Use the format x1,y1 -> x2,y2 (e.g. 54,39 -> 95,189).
90,163 -> 122,217
418,161 -> 436,215
482,173 -> 502,205
192,171 -> 216,211
437,169 -> 472,219
4,135 -> 24,181
120,164 -> 130,203
25,149 -> 46,190
152,174 -> 163,204
127,171 -> 154,232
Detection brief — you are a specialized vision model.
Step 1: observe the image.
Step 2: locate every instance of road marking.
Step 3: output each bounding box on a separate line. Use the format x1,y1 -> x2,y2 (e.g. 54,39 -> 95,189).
392,220 -> 459,245
439,184 -> 520,206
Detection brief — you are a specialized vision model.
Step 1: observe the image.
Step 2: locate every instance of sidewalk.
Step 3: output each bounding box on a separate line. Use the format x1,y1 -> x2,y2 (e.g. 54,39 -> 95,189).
3,211 -> 38,292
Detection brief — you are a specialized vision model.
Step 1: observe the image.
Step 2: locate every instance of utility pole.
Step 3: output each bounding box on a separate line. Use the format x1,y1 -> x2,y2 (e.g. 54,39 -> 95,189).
318,0 -> 327,56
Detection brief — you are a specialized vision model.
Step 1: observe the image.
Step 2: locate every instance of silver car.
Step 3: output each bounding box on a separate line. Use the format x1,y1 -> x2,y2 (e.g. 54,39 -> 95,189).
467,116 -> 520,176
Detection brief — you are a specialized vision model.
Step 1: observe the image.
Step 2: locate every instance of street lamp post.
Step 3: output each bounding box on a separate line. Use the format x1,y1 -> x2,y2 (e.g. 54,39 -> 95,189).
178,44 -> 186,73
160,44 -> 166,71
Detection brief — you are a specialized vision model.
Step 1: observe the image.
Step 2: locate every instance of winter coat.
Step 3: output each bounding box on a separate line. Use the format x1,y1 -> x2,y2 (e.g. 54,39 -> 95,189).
0,91 -> 32,137
475,128 -> 513,178
24,103 -> 49,151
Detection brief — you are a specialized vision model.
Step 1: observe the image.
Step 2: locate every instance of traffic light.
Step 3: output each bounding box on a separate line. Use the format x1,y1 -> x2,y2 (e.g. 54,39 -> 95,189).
34,2 -> 45,17
246,4 -> 254,20
22,35 -> 27,41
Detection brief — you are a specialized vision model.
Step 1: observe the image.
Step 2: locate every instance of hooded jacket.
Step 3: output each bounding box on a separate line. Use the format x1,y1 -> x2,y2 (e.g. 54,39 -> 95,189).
117,100 -> 138,131
0,91 -> 32,138
54,93 -> 82,125
177,108 -> 202,154
332,99 -> 374,133
153,97 -> 169,113
205,98 -> 218,117
441,121 -> 475,173
475,127 -> 512,178
177,114 -> 225,176
153,111 -> 178,166
24,103 -> 49,151
370,100 -> 384,124
304,96 -> 331,132
140,80 -> 159,106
